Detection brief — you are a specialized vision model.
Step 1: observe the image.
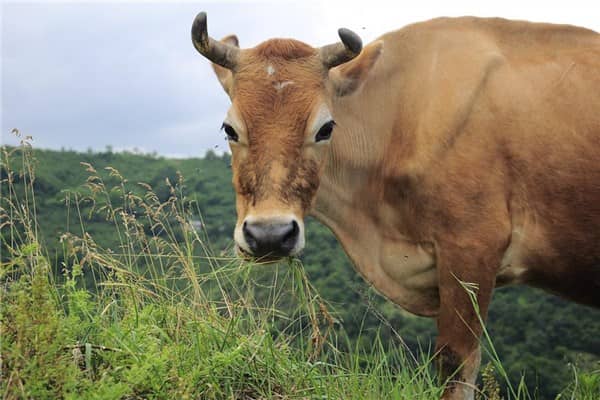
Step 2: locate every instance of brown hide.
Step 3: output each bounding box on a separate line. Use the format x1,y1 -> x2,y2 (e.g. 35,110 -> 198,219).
196,15 -> 600,400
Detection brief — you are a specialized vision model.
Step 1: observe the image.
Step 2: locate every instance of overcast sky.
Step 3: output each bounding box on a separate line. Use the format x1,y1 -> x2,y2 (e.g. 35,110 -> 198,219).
1,0 -> 598,158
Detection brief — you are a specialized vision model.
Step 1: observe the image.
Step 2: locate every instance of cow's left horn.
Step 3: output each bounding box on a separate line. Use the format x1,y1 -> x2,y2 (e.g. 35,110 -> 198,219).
191,12 -> 239,70
319,28 -> 363,69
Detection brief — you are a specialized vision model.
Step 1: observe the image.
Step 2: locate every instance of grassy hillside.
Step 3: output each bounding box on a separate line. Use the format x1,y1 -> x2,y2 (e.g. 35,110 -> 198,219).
1,136 -> 599,399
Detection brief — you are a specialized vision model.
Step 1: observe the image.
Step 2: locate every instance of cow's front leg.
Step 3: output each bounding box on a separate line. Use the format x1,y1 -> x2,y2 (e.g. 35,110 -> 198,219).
437,338 -> 482,400
435,243 -> 502,400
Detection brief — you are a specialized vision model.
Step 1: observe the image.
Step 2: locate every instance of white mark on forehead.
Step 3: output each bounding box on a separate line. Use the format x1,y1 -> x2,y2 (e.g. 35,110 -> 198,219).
266,65 -> 275,76
273,81 -> 294,91
309,104 -> 333,134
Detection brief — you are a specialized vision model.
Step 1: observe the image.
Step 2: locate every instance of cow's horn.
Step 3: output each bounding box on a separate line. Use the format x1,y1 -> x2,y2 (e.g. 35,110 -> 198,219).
191,12 -> 239,70
320,28 -> 363,69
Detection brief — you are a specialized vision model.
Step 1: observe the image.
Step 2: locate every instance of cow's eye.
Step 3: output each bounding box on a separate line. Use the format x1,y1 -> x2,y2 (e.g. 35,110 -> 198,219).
315,120 -> 335,142
221,123 -> 239,142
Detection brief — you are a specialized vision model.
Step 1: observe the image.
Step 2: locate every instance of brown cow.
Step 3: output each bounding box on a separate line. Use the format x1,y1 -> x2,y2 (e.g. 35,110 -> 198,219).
191,12 -> 600,399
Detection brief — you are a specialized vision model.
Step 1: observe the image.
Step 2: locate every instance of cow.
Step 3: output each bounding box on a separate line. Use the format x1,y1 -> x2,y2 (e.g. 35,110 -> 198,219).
191,12 -> 600,400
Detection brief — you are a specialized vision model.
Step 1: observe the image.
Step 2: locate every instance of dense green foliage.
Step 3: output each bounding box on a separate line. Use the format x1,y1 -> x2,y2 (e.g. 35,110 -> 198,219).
1,140 -> 599,399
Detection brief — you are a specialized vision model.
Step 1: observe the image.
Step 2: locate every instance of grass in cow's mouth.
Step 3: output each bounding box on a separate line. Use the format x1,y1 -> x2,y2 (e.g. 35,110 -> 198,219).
236,244 -> 300,264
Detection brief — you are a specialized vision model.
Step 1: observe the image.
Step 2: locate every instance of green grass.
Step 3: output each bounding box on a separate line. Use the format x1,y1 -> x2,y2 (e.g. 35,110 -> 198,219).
0,137 -> 442,399
1,134 -> 598,399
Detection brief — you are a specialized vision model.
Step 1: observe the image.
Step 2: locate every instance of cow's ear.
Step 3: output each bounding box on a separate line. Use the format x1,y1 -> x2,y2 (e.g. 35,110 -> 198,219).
211,35 -> 239,95
329,40 -> 383,97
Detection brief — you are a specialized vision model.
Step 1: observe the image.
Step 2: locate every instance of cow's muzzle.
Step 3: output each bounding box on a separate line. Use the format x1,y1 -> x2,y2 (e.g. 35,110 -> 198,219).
242,218 -> 300,259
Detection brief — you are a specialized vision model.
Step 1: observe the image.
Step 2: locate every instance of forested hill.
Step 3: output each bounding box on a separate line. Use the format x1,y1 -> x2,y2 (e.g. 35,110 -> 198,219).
2,146 -> 599,399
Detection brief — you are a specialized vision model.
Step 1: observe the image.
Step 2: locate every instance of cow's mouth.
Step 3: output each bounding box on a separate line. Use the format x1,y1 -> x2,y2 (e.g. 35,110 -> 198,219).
235,244 -> 298,264
235,244 -> 253,258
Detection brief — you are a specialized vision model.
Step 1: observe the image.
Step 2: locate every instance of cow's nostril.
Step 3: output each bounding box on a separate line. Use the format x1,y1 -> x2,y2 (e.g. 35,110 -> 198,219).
282,220 -> 299,245
242,219 -> 299,258
242,221 -> 258,250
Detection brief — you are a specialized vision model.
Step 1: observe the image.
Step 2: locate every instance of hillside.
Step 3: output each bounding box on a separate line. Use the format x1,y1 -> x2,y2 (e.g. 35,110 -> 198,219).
1,143 -> 599,399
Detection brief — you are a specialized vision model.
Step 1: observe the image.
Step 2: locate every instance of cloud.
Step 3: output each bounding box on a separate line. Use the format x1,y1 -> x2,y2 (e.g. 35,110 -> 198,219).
2,3 -> 233,155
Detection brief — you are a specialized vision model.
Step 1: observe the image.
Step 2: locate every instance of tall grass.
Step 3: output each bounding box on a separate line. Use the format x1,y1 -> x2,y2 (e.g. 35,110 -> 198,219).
0,134 -> 442,399
1,133 -> 597,399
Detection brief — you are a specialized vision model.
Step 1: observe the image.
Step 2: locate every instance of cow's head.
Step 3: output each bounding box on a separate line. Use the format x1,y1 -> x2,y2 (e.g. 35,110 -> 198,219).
192,12 -> 382,260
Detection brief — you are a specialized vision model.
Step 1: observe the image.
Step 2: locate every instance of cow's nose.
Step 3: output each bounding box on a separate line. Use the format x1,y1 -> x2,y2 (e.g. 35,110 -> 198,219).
243,219 -> 300,258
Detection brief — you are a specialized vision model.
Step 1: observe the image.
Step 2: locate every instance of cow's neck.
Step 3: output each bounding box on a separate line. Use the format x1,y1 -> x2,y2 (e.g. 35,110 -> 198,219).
312,70 -> 406,238
312,92 -> 391,242
311,61 -> 414,233
309,91 -> 440,317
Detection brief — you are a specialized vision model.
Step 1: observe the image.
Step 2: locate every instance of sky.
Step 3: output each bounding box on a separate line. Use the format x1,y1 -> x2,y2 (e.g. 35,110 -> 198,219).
1,0 -> 598,158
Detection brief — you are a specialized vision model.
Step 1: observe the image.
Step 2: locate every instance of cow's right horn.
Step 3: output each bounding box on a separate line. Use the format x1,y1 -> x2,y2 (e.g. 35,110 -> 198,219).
191,12 -> 239,70
319,28 -> 363,69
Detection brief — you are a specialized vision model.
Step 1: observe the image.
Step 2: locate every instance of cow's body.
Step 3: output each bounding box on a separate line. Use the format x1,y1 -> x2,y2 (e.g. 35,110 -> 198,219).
317,16 -> 600,313
192,14 -> 600,400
